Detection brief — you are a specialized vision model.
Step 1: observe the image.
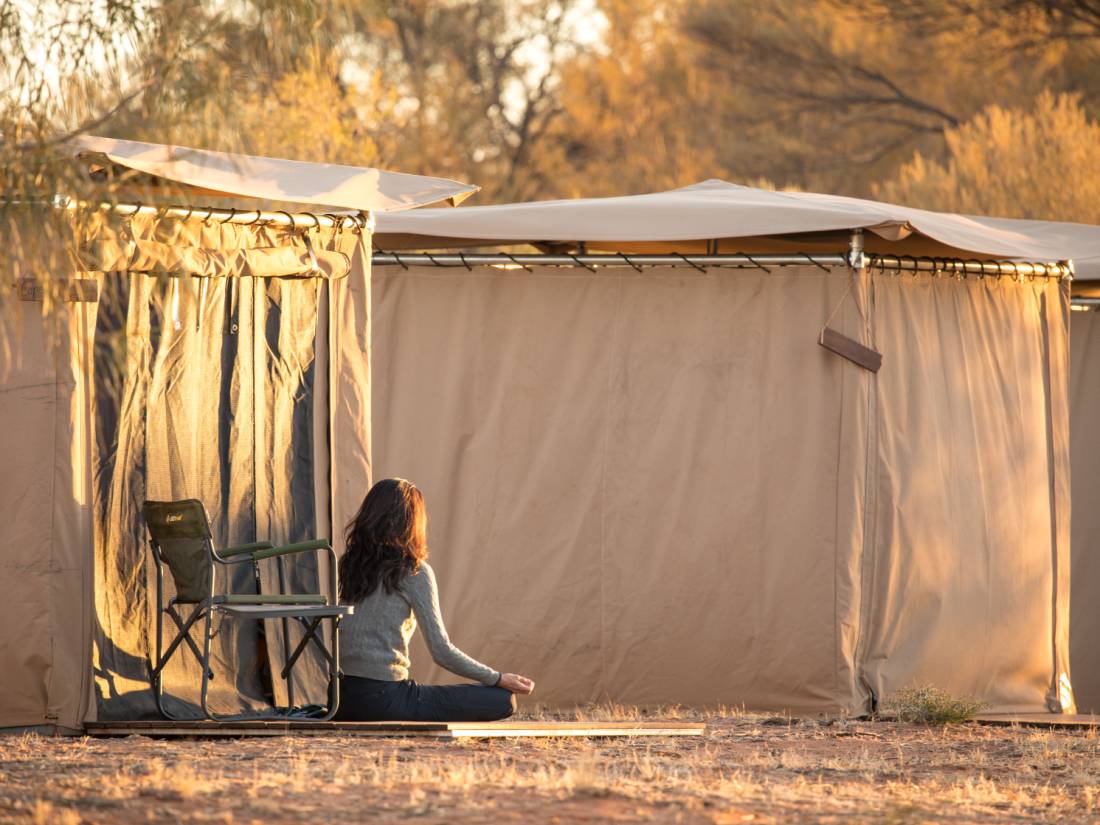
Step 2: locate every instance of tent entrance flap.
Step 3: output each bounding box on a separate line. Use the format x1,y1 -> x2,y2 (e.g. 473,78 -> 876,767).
88,212 -> 372,720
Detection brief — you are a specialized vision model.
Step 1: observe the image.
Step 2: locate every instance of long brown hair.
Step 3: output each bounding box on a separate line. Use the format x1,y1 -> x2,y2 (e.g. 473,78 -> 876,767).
339,478 -> 428,603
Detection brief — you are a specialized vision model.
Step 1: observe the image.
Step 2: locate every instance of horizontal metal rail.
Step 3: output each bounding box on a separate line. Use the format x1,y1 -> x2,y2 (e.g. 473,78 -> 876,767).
1072,298 -> 1100,307
3,197 -> 369,230
373,252 -> 847,270
866,254 -> 1068,279
93,201 -> 369,230
372,251 -> 1070,279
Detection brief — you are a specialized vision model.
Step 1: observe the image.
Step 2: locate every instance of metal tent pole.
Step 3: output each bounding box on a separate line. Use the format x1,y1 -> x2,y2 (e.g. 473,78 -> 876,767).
370,251 -> 1069,279
371,252 -> 849,269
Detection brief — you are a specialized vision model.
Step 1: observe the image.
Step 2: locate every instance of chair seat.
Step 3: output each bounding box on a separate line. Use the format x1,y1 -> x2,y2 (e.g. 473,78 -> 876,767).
216,593 -> 328,605
216,603 -> 354,620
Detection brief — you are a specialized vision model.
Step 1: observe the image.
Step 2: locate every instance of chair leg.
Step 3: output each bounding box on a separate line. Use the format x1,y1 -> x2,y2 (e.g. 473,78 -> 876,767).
152,605 -> 208,676
279,615 -> 342,722
151,604 -> 209,721
199,607 -> 215,721
152,597 -> 167,719
293,616 -> 335,668
199,612 -> 283,722
316,615 -> 342,722
279,618 -> 324,680
277,555 -> 295,710
164,605 -> 215,677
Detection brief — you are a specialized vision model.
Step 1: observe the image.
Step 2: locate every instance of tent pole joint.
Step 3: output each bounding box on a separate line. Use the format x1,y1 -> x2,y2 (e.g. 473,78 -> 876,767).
848,229 -> 866,271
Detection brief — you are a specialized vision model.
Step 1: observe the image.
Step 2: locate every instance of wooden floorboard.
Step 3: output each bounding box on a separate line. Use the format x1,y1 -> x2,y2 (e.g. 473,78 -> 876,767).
84,719 -> 706,739
975,713 -> 1100,730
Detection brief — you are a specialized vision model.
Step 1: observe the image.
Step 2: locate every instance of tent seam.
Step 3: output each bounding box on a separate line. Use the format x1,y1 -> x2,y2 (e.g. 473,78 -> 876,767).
44,313 -> 59,725
852,268 -> 879,715
1039,283 -> 1071,711
832,271 -> 846,711
596,274 -> 625,700
77,298 -> 95,728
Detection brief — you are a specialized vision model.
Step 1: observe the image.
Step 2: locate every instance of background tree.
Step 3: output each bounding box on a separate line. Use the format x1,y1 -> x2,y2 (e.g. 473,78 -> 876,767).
876,92 -> 1100,223
4,0 -> 1099,228
532,0 -> 734,198
676,0 -> 1097,194
336,0 -> 593,201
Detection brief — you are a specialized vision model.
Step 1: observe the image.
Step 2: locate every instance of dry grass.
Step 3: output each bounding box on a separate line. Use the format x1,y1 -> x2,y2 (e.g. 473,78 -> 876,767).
883,686 -> 988,725
1,707 -> 1098,824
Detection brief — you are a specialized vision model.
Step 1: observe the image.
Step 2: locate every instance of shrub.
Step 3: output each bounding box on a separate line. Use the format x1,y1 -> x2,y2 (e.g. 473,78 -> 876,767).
883,685 -> 987,725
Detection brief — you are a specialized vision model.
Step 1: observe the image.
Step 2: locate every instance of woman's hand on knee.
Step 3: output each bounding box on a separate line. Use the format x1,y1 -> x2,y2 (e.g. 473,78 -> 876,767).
497,673 -> 535,694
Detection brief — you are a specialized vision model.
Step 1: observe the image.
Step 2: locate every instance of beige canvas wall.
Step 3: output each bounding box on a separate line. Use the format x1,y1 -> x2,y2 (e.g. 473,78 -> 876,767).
371,264 -> 1069,713
1071,308 -> 1100,712
0,294 -> 97,730
371,264 -> 874,713
862,276 -> 1072,712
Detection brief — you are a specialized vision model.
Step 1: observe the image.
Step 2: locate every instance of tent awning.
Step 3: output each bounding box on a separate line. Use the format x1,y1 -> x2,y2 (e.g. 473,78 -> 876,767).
373,179 -> 1100,267
66,135 -> 479,213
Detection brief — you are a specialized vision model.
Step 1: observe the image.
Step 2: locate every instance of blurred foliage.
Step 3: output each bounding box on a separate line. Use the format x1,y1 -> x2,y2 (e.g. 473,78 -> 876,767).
2,0 -> 1099,240
876,92 -> 1100,223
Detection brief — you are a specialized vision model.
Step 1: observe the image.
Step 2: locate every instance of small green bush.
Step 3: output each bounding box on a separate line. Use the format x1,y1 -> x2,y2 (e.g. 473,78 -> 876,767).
882,685 -> 987,725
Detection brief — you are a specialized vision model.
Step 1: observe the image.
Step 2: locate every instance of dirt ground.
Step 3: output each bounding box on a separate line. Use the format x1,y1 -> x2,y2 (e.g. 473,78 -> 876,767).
1,708 -> 1097,824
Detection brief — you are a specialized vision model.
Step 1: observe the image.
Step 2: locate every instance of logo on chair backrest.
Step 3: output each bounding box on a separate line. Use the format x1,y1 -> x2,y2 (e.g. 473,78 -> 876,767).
166,513 -> 184,523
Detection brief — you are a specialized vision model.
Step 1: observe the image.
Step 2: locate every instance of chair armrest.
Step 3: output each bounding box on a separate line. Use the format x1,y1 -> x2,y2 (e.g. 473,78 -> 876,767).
215,541 -> 274,560
251,539 -> 339,610
252,539 -> 330,561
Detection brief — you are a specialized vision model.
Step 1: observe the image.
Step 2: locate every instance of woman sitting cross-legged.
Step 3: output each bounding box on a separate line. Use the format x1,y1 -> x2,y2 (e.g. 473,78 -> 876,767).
334,477 -> 535,722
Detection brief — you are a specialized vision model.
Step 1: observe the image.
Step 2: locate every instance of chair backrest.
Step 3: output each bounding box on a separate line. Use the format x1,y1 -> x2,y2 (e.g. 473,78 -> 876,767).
143,500 -> 214,603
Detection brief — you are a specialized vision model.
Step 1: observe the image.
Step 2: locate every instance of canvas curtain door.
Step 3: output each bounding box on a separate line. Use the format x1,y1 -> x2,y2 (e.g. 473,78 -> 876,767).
0,290 -> 97,731
91,214 -> 370,719
845,274 -> 1073,712
1070,307 -> 1100,712
371,264 -> 873,713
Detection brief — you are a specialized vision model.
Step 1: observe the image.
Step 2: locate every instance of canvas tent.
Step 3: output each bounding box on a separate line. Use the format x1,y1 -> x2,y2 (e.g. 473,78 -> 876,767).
370,180 -> 1100,715
0,136 -> 475,733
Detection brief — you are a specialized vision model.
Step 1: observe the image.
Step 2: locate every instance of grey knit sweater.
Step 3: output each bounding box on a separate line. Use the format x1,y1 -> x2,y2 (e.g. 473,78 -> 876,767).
340,561 -> 500,686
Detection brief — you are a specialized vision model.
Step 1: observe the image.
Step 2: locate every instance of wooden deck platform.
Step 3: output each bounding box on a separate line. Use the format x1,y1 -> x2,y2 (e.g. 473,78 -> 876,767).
84,719 -> 706,739
975,713 -> 1100,730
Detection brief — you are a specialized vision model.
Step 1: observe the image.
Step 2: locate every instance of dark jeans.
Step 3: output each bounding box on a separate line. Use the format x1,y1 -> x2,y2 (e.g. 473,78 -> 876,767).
335,675 -> 517,722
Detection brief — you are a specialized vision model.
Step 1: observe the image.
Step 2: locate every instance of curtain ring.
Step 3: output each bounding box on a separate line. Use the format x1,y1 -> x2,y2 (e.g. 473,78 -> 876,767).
676,252 -> 708,273
508,253 -> 534,273
219,207 -> 238,224
742,253 -> 769,274
620,253 -> 642,273
801,253 -> 829,272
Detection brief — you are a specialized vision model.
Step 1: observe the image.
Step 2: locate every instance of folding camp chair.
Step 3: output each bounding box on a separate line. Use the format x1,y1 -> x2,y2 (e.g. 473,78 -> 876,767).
142,499 -> 353,721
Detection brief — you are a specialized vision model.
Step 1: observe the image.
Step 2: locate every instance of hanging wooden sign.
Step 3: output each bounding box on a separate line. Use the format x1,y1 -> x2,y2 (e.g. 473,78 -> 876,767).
819,327 -> 882,373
